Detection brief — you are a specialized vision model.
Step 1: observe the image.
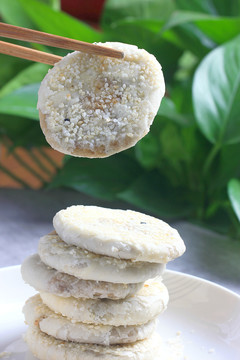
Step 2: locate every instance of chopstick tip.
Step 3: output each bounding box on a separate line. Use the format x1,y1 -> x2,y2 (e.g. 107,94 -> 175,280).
119,51 -> 124,59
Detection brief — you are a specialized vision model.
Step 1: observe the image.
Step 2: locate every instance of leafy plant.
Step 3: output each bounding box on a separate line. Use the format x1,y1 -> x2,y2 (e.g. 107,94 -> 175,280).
0,0 -> 240,237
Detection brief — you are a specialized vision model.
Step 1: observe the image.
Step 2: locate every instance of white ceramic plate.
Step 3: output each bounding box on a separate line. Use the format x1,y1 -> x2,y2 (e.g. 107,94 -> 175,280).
0,266 -> 239,359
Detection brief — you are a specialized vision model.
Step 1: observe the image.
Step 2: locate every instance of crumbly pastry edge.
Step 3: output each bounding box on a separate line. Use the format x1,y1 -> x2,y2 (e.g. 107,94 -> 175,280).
21,254 -> 144,299
39,278 -> 169,326
23,294 -> 157,345
38,233 -> 166,284
53,205 -> 186,263
24,325 -> 162,360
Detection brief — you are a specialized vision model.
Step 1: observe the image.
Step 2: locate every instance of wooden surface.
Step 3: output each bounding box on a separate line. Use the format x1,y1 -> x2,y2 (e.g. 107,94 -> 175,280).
0,144 -> 63,188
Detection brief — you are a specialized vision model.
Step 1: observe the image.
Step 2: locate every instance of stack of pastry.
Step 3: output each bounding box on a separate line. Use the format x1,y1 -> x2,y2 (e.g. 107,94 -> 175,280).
21,205 -> 185,359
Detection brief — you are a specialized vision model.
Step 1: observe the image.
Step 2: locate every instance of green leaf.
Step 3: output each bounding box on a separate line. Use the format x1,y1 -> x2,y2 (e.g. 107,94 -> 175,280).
0,63 -> 49,97
19,0 -> 102,42
0,114 -> 45,148
0,83 -> 39,120
157,97 -> 192,126
163,11 -> 240,46
0,55 -> 29,89
118,171 -> 192,219
163,11 -> 214,30
193,35 -> 240,145
228,178 -> 240,221
213,143 -> 240,190
212,0 -> 240,16
102,0 -> 175,27
195,17 -> 240,44
49,154 -> 142,201
175,0 -> 218,14
170,79 -> 194,114
103,18 -> 164,49
176,0 -> 240,16
0,0 -> 34,27
135,132 -> 161,170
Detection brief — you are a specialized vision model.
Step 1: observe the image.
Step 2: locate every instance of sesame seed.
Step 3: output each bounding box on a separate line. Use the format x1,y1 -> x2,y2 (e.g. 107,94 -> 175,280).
37,42 -> 164,156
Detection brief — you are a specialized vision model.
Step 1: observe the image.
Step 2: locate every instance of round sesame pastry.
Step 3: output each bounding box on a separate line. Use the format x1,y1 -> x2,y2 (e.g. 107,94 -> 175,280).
21,254 -> 143,299
39,278 -> 169,326
53,205 -> 186,263
23,294 -> 156,345
37,42 -> 165,158
38,233 -> 165,284
25,326 -> 162,360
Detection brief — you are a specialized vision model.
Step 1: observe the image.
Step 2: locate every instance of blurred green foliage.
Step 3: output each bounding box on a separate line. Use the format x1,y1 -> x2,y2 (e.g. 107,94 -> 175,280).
0,0 -> 240,237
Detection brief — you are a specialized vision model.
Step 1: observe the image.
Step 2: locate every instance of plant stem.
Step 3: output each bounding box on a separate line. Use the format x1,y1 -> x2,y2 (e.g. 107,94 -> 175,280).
203,142 -> 221,178
198,142 -> 221,221
28,150 -> 52,177
0,164 -> 30,188
37,148 -> 60,170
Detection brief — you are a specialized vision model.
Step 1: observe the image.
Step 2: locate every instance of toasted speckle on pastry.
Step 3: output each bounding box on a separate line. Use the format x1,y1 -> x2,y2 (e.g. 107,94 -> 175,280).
23,294 -> 156,345
37,42 -> 165,158
53,205 -> 186,263
38,233 -> 165,284
21,254 -> 143,299
40,278 -> 169,326
25,326 -> 162,360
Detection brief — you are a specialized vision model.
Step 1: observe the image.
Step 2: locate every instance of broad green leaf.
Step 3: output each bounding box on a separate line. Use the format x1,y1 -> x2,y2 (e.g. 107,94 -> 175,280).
159,123 -> 190,175
228,178 -> 240,221
0,83 -> 39,120
0,55 -> 29,89
177,0 -> 240,16
108,18 -> 164,36
193,35 -> 240,145
210,143 -> 240,192
102,0 -> 175,28
196,17 -> 240,44
163,11 -> 214,30
162,24 -> 214,58
219,144 -> 240,184
0,63 -> 49,97
103,18 -> 164,49
157,97 -> 192,126
170,79 -> 194,114
135,133 -> 161,169
212,0 -> 240,16
19,0 -> 102,42
175,0 -> 217,14
163,11 -> 240,45
0,0 -> 34,27
49,154 -> 142,201
118,171 -> 192,219
0,114 -> 46,147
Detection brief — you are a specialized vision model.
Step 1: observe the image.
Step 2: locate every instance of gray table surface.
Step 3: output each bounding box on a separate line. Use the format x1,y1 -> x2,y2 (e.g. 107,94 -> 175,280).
0,189 -> 239,294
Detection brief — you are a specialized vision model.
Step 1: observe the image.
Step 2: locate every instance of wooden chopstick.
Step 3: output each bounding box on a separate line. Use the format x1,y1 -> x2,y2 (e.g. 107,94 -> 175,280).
0,22 -> 124,59
0,40 -> 62,65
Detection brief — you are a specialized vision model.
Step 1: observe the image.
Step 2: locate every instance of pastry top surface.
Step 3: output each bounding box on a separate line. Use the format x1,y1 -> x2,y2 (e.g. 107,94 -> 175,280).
53,205 -> 186,263
37,42 -> 165,158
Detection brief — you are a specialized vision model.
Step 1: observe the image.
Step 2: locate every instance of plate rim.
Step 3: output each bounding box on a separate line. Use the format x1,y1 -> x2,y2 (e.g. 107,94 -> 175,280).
0,265 -> 240,358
